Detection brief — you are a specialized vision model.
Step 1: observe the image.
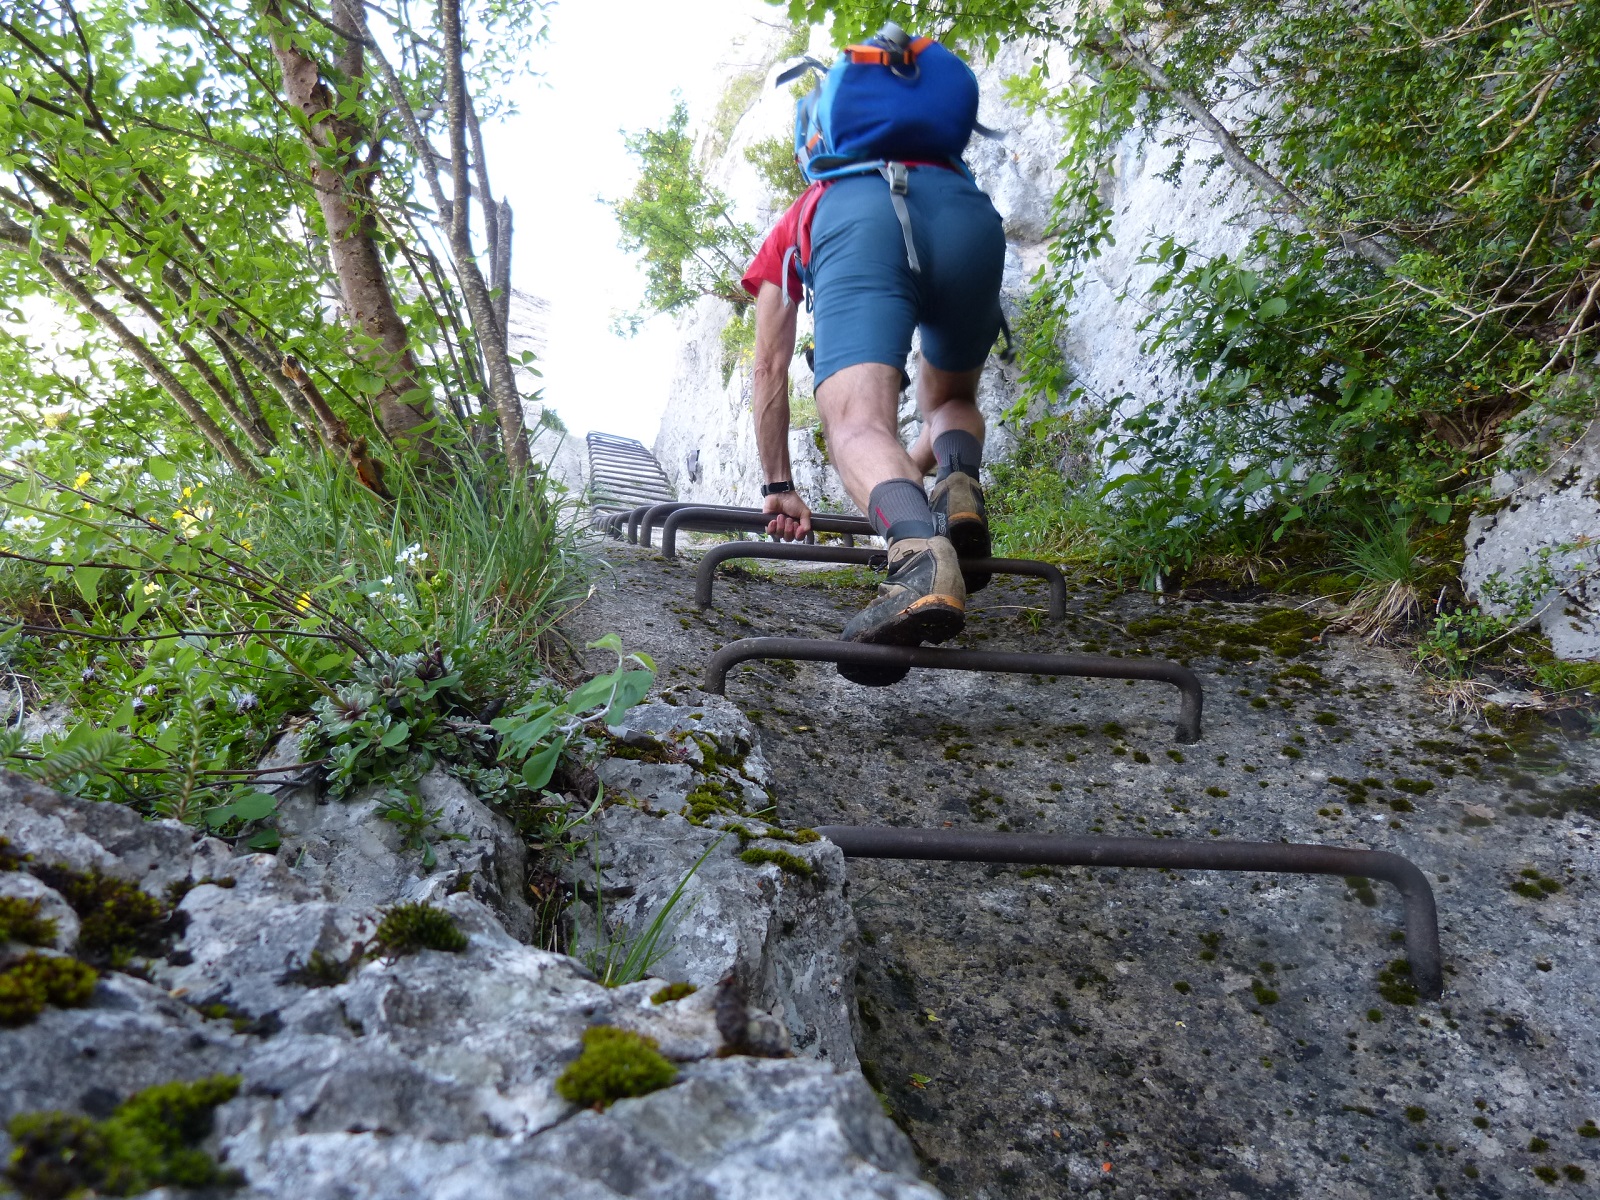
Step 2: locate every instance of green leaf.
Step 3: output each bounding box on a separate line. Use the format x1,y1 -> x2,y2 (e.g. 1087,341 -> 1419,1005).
228,792 -> 278,822
379,721 -> 411,749
601,669 -> 654,724
247,828 -> 281,851
146,458 -> 177,482
73,565 -> 104,604
521,741 -> 563,790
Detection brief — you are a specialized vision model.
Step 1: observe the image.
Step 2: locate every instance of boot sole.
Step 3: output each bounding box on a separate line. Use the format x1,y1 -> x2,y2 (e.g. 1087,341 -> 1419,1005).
837,595 -> 965,687
944,512 -> 993,593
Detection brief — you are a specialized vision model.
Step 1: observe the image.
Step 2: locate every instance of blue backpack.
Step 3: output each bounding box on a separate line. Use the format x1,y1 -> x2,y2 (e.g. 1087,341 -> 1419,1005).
773,25 -> 1014,359
778,26 -> 982,184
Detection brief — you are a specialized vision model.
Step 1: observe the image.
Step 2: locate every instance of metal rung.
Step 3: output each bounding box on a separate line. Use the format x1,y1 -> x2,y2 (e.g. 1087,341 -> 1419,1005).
813,825 -> 1443,999
705,636 -> 1203,743
660,506 -> 872,555
693,541 -> 1065,620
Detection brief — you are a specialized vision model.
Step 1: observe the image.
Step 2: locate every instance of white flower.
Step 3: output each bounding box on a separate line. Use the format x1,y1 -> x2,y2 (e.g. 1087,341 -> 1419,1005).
7,438 -> 48,457
395,542 -> 428,567
380,575 -> 393,586
3,514 -> 44,536
49,538 -> 67,557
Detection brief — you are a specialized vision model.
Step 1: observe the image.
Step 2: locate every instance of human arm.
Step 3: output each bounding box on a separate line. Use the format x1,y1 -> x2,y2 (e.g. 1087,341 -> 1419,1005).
751,281 -> 811,540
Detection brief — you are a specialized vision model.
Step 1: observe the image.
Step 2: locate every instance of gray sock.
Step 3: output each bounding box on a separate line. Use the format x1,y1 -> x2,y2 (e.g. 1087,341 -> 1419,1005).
933,430 -> 983,482
866,478 -> 935,542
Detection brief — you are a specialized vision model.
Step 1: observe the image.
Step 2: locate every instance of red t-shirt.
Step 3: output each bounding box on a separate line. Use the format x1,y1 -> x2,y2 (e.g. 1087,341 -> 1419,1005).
741,182 -> 829,303
740,164 -> 965,302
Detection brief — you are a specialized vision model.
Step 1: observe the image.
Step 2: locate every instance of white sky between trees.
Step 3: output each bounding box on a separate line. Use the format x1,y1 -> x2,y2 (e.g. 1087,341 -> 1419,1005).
488,0 -> 792,442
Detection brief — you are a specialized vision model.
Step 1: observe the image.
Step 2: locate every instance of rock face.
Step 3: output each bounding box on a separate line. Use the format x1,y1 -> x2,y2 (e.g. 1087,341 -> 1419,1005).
1463,417 -> 1600,660
0,766 -> 936,1199
577,541 -> 1600,1200
586,695 -> 861,1067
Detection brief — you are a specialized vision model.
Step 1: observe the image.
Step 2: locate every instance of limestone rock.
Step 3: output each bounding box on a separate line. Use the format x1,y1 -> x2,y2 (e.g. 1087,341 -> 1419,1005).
569,807 -> 859,1069
1464,416 -> 1600,660
0,768 -> 194,894
273,758 -> 537,943
0,764 -> 931,1199
0,869 -> 79,950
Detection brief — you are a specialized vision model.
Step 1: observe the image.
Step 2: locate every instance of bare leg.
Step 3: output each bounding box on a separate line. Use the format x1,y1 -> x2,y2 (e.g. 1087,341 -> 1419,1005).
907,423 -> 935,477
815,362 -> 920,511
916,362 -> 985,452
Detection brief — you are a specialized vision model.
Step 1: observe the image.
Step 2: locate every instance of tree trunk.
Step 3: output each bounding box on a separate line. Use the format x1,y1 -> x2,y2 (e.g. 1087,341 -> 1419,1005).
265,0 -> 439,459
436,0 -> 530,475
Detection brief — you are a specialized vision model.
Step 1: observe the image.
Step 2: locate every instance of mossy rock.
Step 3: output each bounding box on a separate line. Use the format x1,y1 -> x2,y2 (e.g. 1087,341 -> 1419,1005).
555,1025 -> 676,1109
0,952 -> 98,1026
4,1075 -> 240,1197
0,896 -> 59,948
372,902 -> 468,957
28,865 -> 171,968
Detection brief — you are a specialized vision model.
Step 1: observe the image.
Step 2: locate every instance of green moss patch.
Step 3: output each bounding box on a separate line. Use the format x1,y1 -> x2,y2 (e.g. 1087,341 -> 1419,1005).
1511,868 -> 1563,901
0,953 -> 98,1026
4,1075 -> 240,1198
372,902 -> 468,957
739,847 -> 814,878
1377,959 -> 1419,1006
555,1025 -> 676,1109
0,896 -> 59,947
28,865 -> 172,968
650,981 -> 697,1004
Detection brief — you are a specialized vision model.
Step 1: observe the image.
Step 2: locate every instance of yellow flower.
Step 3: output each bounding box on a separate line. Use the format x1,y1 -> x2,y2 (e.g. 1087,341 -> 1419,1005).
182,486 -> 194,498
295,592 -> 311,612
240,538 -> 253,554
74,471 -> 91,489
82,501 -> 91,510
41,410 -> 63,429
143,581 -> 160,596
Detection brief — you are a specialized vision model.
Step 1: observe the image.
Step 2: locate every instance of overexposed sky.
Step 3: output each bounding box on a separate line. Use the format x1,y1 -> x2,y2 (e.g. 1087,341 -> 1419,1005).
481,0 -> 789,442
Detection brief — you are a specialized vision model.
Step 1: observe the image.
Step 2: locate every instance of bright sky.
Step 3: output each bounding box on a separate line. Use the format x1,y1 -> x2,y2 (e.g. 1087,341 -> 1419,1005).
481,0 -> 787,442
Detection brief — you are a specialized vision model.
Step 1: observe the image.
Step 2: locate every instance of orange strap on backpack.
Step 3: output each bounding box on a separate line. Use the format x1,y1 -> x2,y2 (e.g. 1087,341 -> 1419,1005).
843,36 -> 933,67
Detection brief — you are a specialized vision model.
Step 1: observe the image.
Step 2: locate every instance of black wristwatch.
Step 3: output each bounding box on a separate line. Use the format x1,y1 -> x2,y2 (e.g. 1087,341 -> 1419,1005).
760,480 -> 794,497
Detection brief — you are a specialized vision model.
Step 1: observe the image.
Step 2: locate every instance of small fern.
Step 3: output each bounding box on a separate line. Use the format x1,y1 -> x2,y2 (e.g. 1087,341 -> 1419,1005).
30,727 -> 130,789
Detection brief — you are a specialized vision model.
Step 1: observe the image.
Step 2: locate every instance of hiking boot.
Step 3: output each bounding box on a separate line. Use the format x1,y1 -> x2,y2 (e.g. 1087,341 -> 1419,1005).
837,536 -> 966,686
929,471 -> 991,593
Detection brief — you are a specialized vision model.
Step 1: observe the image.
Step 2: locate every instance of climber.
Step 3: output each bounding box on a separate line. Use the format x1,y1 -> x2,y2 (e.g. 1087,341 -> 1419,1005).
742,24 -> 1006,678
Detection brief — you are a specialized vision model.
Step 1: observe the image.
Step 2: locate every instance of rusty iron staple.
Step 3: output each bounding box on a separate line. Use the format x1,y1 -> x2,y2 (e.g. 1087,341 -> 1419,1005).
625,503 -> 658,543
812,824 -> 1443,999
706,637 -> 1203,743
692,540 -> 1066,621
660,506 -> 873,556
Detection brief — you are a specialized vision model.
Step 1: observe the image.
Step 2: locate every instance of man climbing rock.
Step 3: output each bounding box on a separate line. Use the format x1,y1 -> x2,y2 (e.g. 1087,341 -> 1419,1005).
742,24 -> 1006,681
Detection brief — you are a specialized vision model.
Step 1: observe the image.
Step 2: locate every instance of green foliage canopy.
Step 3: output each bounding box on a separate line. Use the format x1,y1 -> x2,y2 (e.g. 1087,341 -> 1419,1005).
613,101 -> 758,329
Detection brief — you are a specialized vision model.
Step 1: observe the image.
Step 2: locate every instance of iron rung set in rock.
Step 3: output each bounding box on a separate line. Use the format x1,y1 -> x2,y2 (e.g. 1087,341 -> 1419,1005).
606,498 -> 1444,999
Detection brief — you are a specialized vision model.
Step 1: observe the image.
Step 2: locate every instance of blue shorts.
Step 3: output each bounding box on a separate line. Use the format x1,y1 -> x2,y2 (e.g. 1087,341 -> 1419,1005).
808,167 -> 1005,389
